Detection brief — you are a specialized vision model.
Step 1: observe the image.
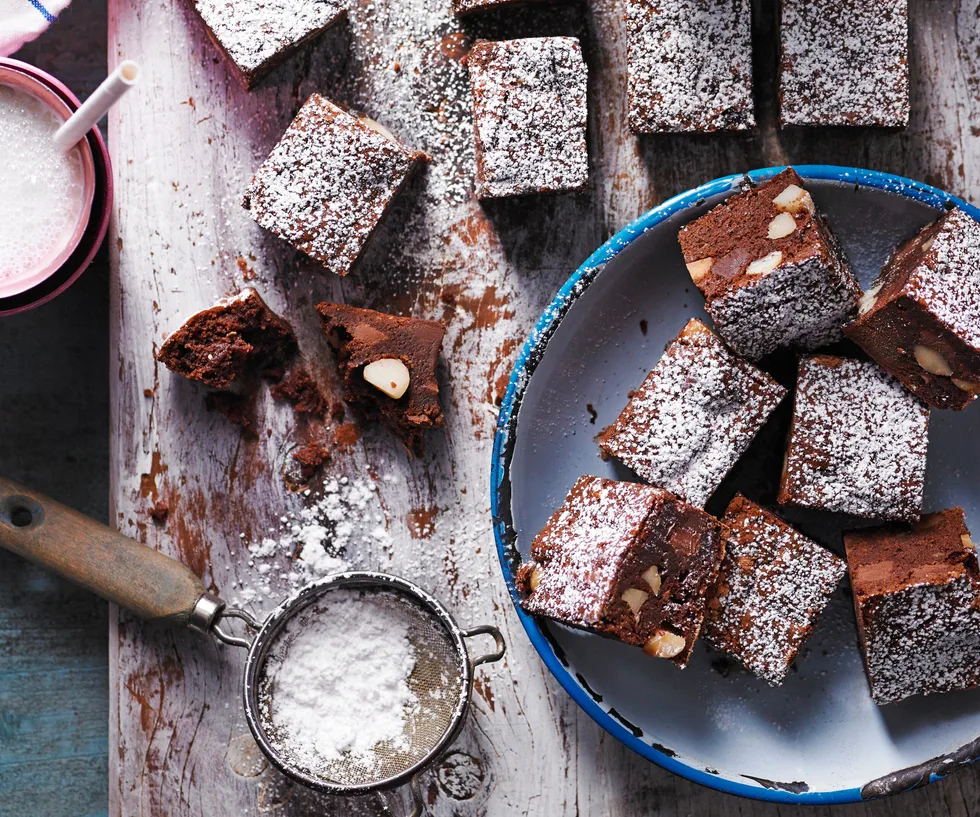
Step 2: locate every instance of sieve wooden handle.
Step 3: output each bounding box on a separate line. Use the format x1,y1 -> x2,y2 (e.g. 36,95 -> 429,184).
0,477 -> 211,627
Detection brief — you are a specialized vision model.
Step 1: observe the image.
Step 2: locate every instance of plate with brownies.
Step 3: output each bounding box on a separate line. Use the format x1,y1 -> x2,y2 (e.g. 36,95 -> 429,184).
491,166 -> 980,803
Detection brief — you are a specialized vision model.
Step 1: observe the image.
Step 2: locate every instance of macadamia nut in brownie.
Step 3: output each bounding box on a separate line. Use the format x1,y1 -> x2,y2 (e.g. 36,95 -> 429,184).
190,0 -> 346,90
469,37 -> 588,199
845,509 -> 980,704
625,0 -> 754,133
778,356 -> 929,523
316,303 -> 446,455
516,476 -> 725,668
597,319 -> 786,507
845,208 -> 980,410
243,95 -> 426,277
704,495 -> 846,685
678,168 -> 862,360
779,0 -> 909,128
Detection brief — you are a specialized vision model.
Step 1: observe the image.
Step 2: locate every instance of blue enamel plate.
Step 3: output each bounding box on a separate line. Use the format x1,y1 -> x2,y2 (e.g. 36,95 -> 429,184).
491,166 -> 980,804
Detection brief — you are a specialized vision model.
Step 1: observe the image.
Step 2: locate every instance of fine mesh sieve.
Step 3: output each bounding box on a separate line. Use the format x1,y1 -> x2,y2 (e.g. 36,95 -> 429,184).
0,480 -> 505,817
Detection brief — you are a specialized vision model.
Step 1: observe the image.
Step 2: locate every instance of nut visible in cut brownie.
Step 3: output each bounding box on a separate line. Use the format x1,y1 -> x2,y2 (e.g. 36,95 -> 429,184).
315,302 -> 446,455
243,95 -> 427,277
596,319 -> 787,508
469,37 -> 588,199
678,168 -> 862,359
187,0 -> 346,90
157,289 -> 297,389
778,355 -> 929,523
515,475 -> 726,668
844,208 -> 980,410
703,495 -> 846,685
845,508 -> 980,705
625,0 -> 755,133
779,0 -> 909,128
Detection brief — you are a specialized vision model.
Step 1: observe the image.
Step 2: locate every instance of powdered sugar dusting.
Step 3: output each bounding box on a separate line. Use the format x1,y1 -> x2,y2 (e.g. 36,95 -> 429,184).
704,497 -> 846,686
598,319 -> 786,507
194,0 -> 345,75
781,356 -> 929,522
907,208 -> 980,351
625,0 -> 754,133
780,0 -> 909,127
242,95 -> 422,276
469,37 -> 588,198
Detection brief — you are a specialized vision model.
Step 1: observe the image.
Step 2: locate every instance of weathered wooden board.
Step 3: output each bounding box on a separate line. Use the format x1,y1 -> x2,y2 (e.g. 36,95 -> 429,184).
107,0 -> 980,815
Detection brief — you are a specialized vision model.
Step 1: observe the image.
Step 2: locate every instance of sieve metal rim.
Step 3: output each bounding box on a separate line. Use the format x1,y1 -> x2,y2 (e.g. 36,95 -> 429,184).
241,571 -> 475,796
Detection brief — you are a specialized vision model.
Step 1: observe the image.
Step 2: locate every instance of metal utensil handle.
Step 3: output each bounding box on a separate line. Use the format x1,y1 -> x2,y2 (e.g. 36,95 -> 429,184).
461,625 -> 506,666
0,477 -> 217,629
377,772 -> 424,817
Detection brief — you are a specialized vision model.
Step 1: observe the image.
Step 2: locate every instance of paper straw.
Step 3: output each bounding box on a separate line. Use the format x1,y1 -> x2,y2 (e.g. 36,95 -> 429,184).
54,60 -> 140,152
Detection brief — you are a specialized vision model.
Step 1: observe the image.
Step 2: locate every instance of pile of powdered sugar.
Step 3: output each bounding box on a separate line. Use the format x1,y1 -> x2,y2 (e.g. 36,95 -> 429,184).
259,590 -> 419,775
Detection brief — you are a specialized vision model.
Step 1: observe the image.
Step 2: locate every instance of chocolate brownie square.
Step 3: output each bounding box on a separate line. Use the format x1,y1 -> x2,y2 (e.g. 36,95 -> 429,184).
189,0 -> 346,90
515,475 -> 725,667
597,319 -> 786,507
316,303 -> 446,455
845,509 -> 980,704
779,0 -> 909,128
704,495 -> 846,685
844,208 -> 980,410
243,95 -> 427,277
625,0 -> 754,133
469,37 -> 588,199
678,168 -> 862,360
157,289 -> 296,389
778,355 -> 929,523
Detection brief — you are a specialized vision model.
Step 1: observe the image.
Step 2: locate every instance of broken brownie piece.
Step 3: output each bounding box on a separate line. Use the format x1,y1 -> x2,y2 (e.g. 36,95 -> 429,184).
469,37 -> 588,199
778,355 -> 929,523
515,475 -> 725,668
188,0 -> 346,90
845,508 -> 980,705
315,302 -> 446,454
704,495 -> 846,685
844,208 -> 980,410
157,289 -> 296,389
779,0 -> 909,128
597,319 -> 786,507
271,366 -> 328,417
243,95 -> 427,277
625,0 -> 755,133
678,168 -> 861,359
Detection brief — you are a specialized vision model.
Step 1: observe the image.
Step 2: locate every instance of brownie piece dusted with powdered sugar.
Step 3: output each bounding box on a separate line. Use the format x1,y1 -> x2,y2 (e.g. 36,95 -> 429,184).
243,95 -> 426,277
157,289 -> 296,389
468,37 -> 588,199
189,0 -> 346,90
516,476 -> 725,668
845,208 -> 980,410
704,495 -> 846,685
778,356 -> 929,523
779,0 -> 909,128
845,509 -> 980,704
678,169 -> 862,360
597,319 -> 786,507
625,0 -> 754,133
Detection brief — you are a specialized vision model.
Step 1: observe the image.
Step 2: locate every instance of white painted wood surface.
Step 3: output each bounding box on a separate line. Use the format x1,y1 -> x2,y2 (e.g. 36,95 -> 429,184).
107,0 -> 980,814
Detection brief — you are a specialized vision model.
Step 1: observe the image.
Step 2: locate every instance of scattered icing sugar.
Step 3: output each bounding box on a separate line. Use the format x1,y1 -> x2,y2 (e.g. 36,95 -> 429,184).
780,0 -> 909,127
597,319 -> 786,507
522,476 -> 666,627
242,94 -> 422,276
906,208 -> 980,351
193,0 -> 345,76
624,0 -> 754,133
469,37 -> 588,198
259,590 -> 418,775
781,356 -> 929,522
704,497 -> 846,686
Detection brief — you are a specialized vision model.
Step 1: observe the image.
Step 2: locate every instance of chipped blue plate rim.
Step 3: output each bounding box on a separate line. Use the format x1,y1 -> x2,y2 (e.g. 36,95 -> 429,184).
489,165 -> 980,804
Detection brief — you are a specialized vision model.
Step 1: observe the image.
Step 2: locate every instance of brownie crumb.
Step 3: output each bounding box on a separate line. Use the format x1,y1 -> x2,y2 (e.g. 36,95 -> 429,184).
271,367 -> 328,417
143,388 -> 154,398
333,422 -> 361,453
291,442 -> 330,483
